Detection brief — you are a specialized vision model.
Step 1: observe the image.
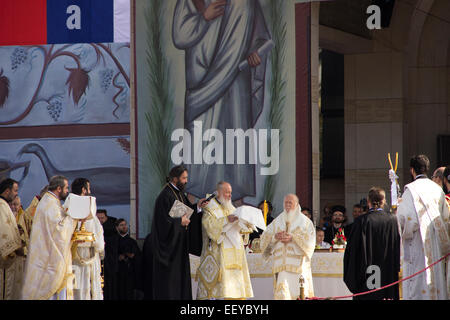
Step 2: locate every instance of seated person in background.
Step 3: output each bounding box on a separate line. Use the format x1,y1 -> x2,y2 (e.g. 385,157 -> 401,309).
319,205 -> 332,228
315,227 -> 330,249
324,205 -> 348,244
301,207 -> 314,223
250,200 -> 274,245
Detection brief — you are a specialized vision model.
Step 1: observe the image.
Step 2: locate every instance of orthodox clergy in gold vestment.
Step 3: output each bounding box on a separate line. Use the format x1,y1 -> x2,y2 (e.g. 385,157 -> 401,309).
22,176 -> 78,300
196,181 -> 255,300
10,196 -> 31,257
0,178 -> 25,300
21,185 -> 48,236
260,194 -> 316,300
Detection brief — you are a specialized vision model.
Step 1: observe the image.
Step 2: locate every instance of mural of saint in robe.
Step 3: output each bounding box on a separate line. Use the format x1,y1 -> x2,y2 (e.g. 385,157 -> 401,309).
172,0 -> 272,200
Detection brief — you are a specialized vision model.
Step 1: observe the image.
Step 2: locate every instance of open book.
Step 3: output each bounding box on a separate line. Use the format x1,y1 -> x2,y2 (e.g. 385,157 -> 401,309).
169,200 -> 194,219
233,205 -> 266,231
63,193 -> 96,220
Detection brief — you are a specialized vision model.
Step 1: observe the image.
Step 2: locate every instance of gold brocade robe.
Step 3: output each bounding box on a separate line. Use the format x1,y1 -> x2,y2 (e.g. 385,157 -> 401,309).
16,208 -> 31,257
23,196 -> 40,233
0,198 -> 23,300
22,193 -> 77,300
260,207 -> 316,299
196,199 -> 253,300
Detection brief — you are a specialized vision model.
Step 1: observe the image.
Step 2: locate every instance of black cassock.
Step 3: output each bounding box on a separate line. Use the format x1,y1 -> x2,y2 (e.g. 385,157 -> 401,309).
142,233 -> 154,300
103,230 -> 119,300
104,231 -> 143,300
147,183 -> 203,300
249,215 -> 274,244
117,234 -> 143,300
343,208 -> 400,300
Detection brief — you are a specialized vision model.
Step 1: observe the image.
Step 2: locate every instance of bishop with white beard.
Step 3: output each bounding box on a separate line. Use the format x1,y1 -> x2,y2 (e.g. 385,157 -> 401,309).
196,181 -> 254,300
260,194 -> 316,300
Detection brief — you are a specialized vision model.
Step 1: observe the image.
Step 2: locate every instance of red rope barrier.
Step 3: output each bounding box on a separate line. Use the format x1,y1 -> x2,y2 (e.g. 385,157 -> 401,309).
305,252 -> 450,300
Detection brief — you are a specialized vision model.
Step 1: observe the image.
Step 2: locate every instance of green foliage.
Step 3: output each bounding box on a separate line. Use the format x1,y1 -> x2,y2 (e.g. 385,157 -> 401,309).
263,0 -> 287,203
144,0 -> 174,188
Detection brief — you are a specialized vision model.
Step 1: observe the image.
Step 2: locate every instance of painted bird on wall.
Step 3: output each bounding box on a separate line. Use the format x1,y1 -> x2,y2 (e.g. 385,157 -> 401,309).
18,143 -> 130,205
0,158 -> 30,184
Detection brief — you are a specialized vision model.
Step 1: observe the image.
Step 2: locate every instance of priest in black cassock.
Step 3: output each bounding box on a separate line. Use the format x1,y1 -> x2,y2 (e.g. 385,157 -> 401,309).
116,219 -> 143,300
344,187 -> 401,300
147,165 -> 208,300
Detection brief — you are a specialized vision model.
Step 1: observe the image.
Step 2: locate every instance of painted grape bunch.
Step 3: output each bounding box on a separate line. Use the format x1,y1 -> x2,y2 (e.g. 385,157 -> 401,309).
100,69 -> 114,92
47,98 -> 63,122
10,47 -> 28,71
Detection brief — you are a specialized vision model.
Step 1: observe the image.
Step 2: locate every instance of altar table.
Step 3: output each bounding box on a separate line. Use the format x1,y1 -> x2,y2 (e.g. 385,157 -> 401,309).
190,251 -> 352,300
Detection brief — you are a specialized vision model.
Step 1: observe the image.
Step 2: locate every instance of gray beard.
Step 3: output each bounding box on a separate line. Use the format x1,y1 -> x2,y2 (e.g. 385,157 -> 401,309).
219,197 -> 234,211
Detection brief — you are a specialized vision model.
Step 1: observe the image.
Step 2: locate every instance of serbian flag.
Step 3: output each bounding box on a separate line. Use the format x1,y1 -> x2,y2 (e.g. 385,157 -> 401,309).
0,0 -> 130,46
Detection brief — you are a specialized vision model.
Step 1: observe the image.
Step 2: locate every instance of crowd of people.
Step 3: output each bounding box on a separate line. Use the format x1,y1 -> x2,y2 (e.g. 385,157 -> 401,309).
0,154 -> 449,300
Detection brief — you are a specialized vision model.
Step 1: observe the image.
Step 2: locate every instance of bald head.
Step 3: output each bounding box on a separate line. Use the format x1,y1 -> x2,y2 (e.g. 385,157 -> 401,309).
432,167 -> 445,187
284,194 -> 299,212
9,196 -> 21,216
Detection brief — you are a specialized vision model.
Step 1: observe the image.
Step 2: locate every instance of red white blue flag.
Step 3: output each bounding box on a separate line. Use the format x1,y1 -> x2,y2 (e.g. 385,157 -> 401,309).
0,0 -> 130,46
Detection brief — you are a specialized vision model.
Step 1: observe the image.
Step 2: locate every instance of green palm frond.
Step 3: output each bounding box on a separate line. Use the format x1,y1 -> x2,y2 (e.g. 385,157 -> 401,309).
143,0 -> 175,232
263,0 -> 287,203
144,0 -> 174,188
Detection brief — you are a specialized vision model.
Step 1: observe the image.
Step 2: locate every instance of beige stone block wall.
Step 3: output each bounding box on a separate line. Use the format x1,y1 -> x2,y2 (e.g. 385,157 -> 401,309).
319,0 -> 450,224
344,51 -> 404,219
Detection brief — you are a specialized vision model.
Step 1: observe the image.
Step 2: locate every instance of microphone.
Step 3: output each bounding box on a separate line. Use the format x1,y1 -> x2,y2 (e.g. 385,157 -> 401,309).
202,191 -> 217,205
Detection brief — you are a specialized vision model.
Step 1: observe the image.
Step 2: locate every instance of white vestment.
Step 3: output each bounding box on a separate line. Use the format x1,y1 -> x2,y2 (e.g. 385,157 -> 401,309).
22,192 -> 77,300
63,193 -> 105,300
71,217 -> 105,300
0,198 -> 24,300
260,205 -> 316,300
397,178 -> 450,300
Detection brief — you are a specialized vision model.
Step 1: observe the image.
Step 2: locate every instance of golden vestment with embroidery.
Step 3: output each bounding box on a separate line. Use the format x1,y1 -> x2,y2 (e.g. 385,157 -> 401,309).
0,198 -> 23,300
15,207 -> 31,256
23,196 -> 40,234
22,193 -> 77,300
260,206 -> 316,299
196,199 -> 254,300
